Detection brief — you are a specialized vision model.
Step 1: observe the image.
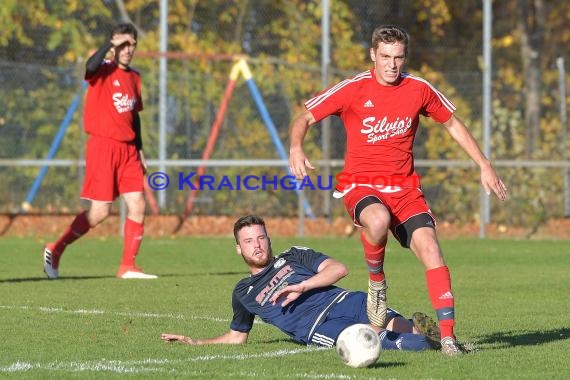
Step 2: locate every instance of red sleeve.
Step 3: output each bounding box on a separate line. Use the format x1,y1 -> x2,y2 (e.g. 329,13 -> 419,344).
304,79 -> 357,123
421,82 -> 455,123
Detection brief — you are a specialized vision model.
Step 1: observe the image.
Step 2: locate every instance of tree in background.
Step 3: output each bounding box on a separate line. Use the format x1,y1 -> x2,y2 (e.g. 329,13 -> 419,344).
0,0 -> 568,225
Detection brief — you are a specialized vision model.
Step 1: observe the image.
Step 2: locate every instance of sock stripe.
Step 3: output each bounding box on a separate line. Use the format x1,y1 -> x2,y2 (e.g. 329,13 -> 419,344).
367,265 -> 384,274
436,307 -> 455,321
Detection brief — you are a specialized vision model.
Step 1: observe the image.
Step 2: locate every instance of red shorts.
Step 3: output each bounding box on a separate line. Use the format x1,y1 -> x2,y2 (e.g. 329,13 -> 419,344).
81,135 -> 144,202
342,186 -> 436,231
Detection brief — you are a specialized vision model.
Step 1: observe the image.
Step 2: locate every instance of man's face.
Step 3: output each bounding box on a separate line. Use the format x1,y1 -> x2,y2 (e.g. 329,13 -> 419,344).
112,33 -> 137,68
370,41 -> 406,86
236,224 -> 272,271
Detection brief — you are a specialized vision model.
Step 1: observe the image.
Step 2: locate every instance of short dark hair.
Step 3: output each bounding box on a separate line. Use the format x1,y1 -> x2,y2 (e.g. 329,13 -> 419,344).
371,25 -> 409,57
233,215 -> 266,243
110,22 -> 138,40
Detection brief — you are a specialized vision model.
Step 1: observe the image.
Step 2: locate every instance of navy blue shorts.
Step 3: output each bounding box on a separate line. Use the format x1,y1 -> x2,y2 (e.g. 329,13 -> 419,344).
308,291 -> 402,347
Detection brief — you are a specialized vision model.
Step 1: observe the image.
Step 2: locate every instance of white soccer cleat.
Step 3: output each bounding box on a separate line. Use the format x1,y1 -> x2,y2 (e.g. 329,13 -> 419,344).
441,337 -> 463,356
43,244 -> 59,279
117,265 -> 158,279
367,279 -> 387,328
119,271 -> 158,279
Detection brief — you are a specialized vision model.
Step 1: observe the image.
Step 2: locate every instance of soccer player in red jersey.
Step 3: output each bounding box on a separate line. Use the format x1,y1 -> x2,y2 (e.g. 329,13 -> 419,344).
289,25 -> 507,355
43,23 -> 156,280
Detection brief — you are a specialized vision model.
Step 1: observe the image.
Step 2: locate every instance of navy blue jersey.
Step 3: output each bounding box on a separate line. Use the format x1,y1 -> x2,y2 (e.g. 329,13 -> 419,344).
230,246 -> 347,344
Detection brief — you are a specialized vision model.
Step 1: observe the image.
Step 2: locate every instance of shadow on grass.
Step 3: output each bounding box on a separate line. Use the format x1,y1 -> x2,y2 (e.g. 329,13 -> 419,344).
187,271 -> 248,276
0,271 -> 249,283
152,272 -> 248,277
0,275 -> 116,283
370,361 -> 407,369
476,328 -> 570,348
257,338 -> 407,368
256,338 -> 302,345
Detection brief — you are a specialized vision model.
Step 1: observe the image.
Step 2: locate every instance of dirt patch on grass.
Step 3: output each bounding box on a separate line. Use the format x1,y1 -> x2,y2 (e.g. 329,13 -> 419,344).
1,214 -> 569,240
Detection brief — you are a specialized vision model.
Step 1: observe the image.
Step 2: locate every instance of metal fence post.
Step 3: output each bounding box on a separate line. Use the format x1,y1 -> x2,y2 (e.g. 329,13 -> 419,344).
557,57 -> 569,217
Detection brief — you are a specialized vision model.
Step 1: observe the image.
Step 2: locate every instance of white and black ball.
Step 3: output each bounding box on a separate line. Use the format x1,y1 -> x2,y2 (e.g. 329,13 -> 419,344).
336,324 -> 381,368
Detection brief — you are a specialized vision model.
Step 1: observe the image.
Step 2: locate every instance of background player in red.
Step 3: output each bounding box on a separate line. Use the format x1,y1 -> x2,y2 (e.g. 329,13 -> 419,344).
289,25 -> 507,355
43,23 -> 156,280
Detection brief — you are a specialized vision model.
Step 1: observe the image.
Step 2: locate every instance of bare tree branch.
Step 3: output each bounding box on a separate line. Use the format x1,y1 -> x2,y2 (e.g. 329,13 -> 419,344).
114,0 -> 147,37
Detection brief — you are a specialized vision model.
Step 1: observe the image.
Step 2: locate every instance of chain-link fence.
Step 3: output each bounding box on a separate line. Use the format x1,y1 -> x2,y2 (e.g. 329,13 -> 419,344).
1,0 -> 568,231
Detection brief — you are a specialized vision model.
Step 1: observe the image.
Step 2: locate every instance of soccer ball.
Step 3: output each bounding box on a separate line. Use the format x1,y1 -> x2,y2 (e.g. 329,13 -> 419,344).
336,324 -> 381,368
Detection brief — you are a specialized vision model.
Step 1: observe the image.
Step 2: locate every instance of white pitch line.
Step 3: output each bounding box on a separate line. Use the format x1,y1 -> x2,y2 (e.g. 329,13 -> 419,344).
186,347 -> 327,362
283,374 -> 352,379
0,347 -> 328,374
0,304 -> 243,323
226,371 -> 352,380
0,359 -> 169,374
0,305 -> 330,375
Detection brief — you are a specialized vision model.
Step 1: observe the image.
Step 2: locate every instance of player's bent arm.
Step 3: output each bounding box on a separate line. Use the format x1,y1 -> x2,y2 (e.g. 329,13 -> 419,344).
442,115 -> 508,200
270,258 -> 348,306
85,42 -> 113,78
161,329 -> 249,345
305,257 -> 349,290
442,115 -> 491,169
289,110 -> 317,179
289,110 -> 316,150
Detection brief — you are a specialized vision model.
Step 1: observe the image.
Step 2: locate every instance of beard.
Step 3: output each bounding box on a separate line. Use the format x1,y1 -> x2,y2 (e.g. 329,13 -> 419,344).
242,246 -> 273,270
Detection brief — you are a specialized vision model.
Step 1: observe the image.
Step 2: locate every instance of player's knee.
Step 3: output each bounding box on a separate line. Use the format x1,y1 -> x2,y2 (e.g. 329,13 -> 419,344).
124,195 -> 146,214
415,245 -> 445,269
88,209 -> 110,226
132,198 -> 146,213
127,208 -> 145,223
361,213 -> 390,242
410,229 -> 442,257
422,242 -> 441,257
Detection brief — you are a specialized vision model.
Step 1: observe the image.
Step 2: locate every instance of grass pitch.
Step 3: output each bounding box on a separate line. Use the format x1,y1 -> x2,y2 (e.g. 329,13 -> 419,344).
0,235 -> 568,379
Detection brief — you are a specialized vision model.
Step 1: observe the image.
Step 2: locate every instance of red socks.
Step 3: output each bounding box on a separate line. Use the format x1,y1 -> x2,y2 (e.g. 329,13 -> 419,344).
121,218 -> 144,267
360,230 -> 456,341
50,213 -> 144,270
426,265 -> 455,340
360,231 -> 386,282
52,211 -> 91,267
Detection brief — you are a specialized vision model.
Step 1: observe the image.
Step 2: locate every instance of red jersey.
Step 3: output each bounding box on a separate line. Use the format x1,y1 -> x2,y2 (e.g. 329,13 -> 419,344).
305,69 -> 455,191
83,60 -> 143,142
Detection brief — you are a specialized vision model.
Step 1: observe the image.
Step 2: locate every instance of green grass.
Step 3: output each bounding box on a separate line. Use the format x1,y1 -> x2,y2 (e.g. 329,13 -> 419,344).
0,235 -> 568,379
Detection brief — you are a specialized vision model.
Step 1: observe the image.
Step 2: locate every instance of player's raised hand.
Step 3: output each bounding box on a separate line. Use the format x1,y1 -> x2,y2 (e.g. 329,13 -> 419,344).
480,165 -> 507,201
270,283 -> 305,307
161,333 -> 197,344
111,34 -> 136,47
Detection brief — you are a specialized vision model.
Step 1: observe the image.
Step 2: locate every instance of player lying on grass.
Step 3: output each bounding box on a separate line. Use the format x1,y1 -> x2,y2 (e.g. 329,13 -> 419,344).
161,214 -> 443,351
